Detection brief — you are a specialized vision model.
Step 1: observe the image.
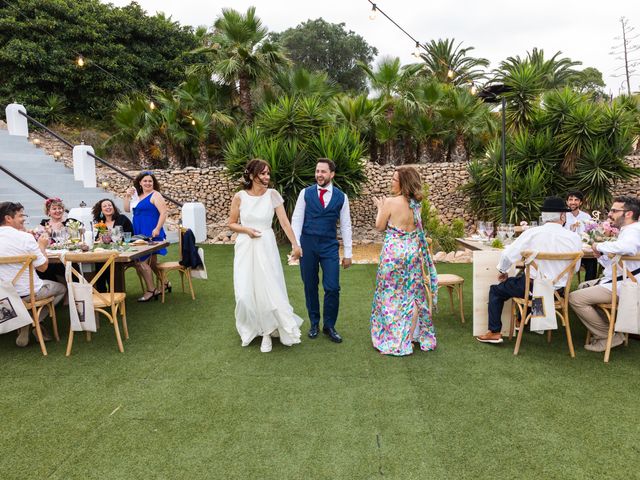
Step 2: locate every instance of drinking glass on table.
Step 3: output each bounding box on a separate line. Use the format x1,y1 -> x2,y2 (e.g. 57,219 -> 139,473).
477,221 -> 487,240
506,224 -> 515,242
485,221 -> 494,239
530,221 -> 538,228
497,223 -> 507,241
123,232 -> 132,244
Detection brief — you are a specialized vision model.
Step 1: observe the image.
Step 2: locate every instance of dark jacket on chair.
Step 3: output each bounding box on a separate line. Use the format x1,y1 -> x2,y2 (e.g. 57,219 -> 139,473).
180,229 -> 203,269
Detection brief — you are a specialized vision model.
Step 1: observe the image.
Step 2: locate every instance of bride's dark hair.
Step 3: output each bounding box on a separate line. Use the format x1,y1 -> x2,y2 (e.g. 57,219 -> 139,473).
242,159 -> 271,190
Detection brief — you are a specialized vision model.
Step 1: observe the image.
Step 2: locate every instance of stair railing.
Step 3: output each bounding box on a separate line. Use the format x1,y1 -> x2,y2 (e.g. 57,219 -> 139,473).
17,110 -> 183,208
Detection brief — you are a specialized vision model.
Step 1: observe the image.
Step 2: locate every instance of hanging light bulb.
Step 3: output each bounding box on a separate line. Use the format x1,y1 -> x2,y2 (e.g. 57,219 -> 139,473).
369,4 -> 377,20
470,84 -> 477,95
413,42 -> 421,58
76,55 -> 85,67
447,69 -> 455,79
191,119 -> 196,126
149,101 -> 156,110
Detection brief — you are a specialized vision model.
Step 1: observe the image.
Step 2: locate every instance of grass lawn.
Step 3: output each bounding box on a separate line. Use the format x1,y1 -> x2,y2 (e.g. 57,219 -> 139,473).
1,245 -> 639,479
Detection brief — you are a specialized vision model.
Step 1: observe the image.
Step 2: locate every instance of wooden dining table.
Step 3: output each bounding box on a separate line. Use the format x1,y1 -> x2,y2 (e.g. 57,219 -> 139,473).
456,238 -> 595,336
47,241 -> 170,292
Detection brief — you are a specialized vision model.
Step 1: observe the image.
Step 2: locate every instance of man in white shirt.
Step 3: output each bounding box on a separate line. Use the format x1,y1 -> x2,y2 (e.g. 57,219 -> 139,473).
565,190 -> 597,280
291,159 -> 352,343
0,202 -> 66,347
569,196 -> 640,352
564,191 -> 593,235
477,197 -> 582,343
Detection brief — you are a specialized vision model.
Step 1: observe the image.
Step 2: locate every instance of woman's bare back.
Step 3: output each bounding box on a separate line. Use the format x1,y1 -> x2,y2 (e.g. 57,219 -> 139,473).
386,196 -> 417,232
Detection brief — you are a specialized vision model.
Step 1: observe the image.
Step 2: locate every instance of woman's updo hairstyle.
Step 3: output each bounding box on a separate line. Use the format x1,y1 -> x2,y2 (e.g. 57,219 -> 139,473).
242,159 -> 271,190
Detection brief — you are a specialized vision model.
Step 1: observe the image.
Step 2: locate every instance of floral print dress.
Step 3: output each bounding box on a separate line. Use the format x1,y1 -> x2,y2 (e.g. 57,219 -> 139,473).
370,199 -> 438,355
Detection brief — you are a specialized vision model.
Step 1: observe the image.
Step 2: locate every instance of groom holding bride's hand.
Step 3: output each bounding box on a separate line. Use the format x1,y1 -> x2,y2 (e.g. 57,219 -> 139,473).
291,158 -> 353,343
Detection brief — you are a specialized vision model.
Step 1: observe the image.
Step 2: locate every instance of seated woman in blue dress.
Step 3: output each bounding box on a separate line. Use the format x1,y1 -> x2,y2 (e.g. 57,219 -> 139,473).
123,172 -> 168,302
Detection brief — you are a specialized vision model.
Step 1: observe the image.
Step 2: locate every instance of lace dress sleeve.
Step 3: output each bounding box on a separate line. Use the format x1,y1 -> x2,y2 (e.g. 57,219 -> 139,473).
270,189 -> 284,208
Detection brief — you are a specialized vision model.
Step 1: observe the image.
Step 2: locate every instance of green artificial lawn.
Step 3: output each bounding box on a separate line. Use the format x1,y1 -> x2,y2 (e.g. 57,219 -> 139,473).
2,245 -> 639,479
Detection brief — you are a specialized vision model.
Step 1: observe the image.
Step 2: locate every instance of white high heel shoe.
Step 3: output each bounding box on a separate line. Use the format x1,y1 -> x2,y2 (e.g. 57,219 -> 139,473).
260,335 -> 272,353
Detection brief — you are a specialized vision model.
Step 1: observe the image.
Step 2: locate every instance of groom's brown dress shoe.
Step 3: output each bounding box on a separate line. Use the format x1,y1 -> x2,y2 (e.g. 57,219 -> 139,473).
308,325 -> 319,339
323,327 -> 343,343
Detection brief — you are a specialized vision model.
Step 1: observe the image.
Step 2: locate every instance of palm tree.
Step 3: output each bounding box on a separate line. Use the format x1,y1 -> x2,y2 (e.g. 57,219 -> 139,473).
417,38 -> 489,85
495,48 -> 582,131
333,93 -> 385,162
108,94 -> 155,168
190,7 -> 289,121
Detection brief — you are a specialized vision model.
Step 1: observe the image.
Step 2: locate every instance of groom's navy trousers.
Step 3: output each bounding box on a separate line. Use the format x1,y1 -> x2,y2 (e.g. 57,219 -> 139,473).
300,234 -> 340,329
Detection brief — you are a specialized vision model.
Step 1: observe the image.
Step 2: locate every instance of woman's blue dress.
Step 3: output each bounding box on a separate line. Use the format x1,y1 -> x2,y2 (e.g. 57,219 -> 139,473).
133,193 -> 167,257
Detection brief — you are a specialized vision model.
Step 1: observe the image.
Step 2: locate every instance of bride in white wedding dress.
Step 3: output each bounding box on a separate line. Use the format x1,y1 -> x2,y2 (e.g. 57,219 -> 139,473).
228,159 -> 304,353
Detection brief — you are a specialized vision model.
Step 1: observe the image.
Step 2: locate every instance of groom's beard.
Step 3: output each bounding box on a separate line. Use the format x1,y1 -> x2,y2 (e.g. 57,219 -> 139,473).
316,178 -> 330,187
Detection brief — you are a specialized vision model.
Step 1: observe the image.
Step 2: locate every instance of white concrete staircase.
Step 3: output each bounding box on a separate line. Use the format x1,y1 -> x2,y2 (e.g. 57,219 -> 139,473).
0,128 -> 123,227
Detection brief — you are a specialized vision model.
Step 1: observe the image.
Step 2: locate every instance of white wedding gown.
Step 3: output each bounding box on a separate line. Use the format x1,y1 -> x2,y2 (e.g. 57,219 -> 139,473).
234,189 -> 303,347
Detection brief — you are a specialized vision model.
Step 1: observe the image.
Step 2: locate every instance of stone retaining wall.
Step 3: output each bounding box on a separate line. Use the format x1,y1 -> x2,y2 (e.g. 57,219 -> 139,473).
25,130 -> 640,243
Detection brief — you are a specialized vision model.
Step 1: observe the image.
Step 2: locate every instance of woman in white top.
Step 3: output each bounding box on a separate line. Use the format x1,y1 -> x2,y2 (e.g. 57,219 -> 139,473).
228,159 -> 303,353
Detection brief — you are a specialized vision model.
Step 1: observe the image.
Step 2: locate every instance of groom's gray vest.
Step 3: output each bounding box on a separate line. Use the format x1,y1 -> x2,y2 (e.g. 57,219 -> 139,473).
302,185 -> 345,239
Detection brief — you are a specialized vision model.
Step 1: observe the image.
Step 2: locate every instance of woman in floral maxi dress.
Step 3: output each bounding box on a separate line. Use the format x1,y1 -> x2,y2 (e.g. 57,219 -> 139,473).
370,166 -> 438,356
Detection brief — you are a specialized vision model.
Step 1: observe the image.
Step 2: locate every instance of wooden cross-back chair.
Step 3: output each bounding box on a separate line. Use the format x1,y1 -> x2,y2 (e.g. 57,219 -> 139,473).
424,238 -> 465,323
0,255 -> 59,356
590,254 -> 640,363
63,252 -> 127,355
155,227 -> 196,304
510,250 -> 583,357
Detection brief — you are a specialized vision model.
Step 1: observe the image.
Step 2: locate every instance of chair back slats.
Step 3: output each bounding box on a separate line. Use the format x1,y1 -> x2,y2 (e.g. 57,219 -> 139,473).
64,252 -> 118,304
0,254 -> 37,304
514,250 -> 584,357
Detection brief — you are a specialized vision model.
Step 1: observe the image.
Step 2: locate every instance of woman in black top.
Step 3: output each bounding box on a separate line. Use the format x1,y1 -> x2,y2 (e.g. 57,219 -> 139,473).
91,198 -> 133,235
91,199 -> 134,292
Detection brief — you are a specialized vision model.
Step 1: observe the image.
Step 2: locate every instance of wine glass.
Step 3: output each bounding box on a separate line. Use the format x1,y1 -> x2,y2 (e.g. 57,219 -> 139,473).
497,223 -> 507,241
530,221 -> 538,228
485,221 -> 494,239
506,224 -> 515,242
476,221 -> 486,240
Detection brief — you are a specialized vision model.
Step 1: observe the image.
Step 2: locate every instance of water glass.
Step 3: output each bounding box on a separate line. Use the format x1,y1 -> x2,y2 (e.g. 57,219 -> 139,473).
123,232 -> 132,244
477,221 -> 486,240
485,221 -> 494,238
506,224 -> 515,241
497,223 -> 507,241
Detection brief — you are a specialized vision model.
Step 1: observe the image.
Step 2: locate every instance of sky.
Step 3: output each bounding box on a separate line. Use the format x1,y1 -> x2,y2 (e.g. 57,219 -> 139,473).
105,0 -> 640,95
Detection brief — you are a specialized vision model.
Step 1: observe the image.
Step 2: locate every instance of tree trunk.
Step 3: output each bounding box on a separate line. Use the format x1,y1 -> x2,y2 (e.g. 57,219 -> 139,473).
166,143 -> 180,170
198,142 -> 209,168
238,74 -> 253,121
136,146 -> 152,169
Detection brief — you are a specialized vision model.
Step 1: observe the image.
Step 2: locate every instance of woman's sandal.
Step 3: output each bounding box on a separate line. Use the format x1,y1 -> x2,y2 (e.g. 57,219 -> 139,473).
164,282 -> 172,293
137,290 -> 159,302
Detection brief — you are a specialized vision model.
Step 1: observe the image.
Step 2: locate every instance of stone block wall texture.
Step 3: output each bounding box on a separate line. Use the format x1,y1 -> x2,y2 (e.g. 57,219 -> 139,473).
27,130 -> 640,242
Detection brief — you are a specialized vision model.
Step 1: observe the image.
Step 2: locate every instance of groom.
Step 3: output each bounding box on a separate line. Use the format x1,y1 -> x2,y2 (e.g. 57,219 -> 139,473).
291,158 -> 353,343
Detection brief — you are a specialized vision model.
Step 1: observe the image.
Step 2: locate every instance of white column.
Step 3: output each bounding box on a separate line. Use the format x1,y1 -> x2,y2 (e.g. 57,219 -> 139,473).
181,202 -> 207,242
5,103 -> 28,137
72,144 -> 96,187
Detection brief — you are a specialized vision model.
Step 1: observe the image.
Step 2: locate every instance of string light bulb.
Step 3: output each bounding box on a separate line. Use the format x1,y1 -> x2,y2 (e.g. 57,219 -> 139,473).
413,42 -> 421,58
53,150 -> 62,159
76,55 -> 85,67
447,69 -> 455,79
369,4 -> 377,20
470,84 -> 477,95
149,101 -> 156,110
191,119 -> 196,126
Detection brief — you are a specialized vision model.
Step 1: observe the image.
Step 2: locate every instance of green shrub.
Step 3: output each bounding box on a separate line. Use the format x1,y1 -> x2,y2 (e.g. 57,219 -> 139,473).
421,185 -> 465,253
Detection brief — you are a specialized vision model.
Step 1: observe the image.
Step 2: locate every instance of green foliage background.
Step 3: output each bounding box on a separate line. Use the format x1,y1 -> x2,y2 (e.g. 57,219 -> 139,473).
0,0 -> 199,121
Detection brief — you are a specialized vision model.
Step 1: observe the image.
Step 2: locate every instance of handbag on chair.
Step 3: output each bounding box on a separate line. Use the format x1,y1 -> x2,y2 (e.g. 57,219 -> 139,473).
64,259 -> 97,333
0,281 -> 33,334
